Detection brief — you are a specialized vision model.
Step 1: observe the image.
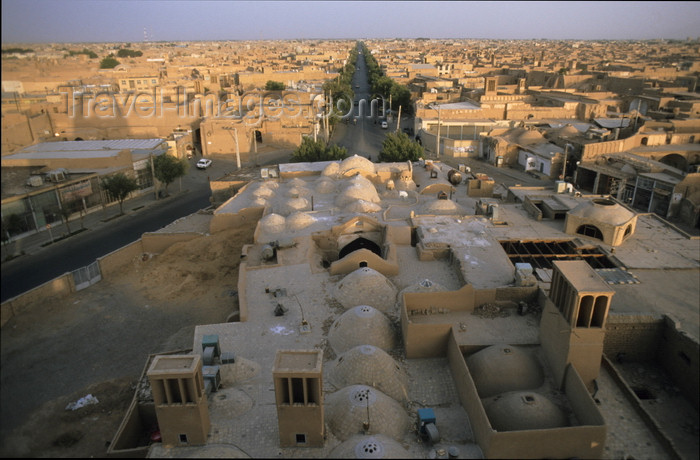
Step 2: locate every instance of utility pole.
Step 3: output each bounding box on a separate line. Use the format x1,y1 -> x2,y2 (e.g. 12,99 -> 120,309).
395,105 -> 402,134
234,128 -> 241,169
562,143 -> 571,180
435,105 -> 441,158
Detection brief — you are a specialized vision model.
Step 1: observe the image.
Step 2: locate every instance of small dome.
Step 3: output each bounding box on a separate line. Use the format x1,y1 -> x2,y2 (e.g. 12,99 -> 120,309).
252,185 -> 275,199
329,305 -> 396,354
259,213 -> 286,234
278,197 -> 311,216
335,268 -> 398,313
485,391 -> 569,431
559,124 -> 580,138
286,212 -> 315,231
345,200 -> 383,213
328,435 -> 413,459
251,197 -> 268,207
339,154 -> 376,176
326,385 -> 410,442
568,198 -> 635,226
397,279 -> 448,308
322,162 -> 341,178
329,345 -> 408,402
418,199 -> 466,215
285,185 -> 311,198
316,177 -> 337,194
336,175 -> 381,207
466,345 -> 544,398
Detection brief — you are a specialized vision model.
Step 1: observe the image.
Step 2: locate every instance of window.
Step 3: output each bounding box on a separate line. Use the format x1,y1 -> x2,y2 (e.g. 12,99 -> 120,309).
179,434 -> 188,444
151,79 -> 157,84
296,434 -> 307,444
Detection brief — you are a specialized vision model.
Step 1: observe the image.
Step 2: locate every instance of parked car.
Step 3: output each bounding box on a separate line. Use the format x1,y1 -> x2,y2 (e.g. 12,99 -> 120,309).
381,121 -> 388,129
196,159 -> 212,169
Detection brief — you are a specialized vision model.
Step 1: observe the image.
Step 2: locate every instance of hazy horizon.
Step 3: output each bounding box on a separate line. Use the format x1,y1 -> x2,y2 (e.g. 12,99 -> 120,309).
2,1 -> 699,44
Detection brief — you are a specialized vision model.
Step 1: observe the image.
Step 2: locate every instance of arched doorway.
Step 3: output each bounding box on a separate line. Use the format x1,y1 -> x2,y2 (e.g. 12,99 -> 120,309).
338,237 -> 381,260
659,153 -> 688,171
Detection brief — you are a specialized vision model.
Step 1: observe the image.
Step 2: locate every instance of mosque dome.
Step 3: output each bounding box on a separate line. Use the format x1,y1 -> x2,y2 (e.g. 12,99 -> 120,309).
465,345 -> 544,398
325,385 -> 410,442
334,268 -> 398,313
484,391 -> 569,432
328,305 -> 397,354
329,345 -> 408,402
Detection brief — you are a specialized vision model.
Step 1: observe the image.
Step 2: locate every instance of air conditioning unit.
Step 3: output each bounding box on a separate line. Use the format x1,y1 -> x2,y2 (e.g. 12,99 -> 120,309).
260,168 -> 269,179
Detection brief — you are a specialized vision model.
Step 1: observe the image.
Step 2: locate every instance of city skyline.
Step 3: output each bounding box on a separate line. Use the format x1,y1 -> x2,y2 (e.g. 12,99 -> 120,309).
2,0 -> 700,44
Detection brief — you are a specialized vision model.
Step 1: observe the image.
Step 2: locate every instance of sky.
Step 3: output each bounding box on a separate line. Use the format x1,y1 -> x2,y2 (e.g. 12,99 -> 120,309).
2,0 -> 699,44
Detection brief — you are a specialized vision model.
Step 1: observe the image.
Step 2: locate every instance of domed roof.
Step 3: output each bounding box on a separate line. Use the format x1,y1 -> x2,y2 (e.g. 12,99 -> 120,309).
259,213 -> 286,234
344,200 -> 383,213
336,175 -> 381,207
339,154 -> 376,176
252,185 -> 275,199
329,345 -> 408,402
328,306 -> 397,354
398,279 -> 448,307
334,268 -> 398,313
466,345 -> 544,398
315,177 -> 337,194
568,198 -> 636,226
322,161 -> 341,178
286,212 -> 315,231
485,391 -> 569,431
418,199 -> 466,215
328,435 -> 413,459
251,197 -> 268,207
325,385 -> 410,442
287,177 -> 307,187
277,197 -> 311,216
285,185 -> 311,198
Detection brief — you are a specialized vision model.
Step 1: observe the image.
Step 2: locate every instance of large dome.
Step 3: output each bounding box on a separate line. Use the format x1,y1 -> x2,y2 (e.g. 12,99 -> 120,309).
339,154 -> 376,176
484,391 -> 569,431
328,305 -> 397,354
325,385 -> 410,442
466,345 -> 544,398
568,198 -> 635,226
336,175 -> 381,207
322,161 -> 341,178
344,200 -> 383,213
334,268 -> 398,312
329,345 -> 408,402
328,435 -> 413,459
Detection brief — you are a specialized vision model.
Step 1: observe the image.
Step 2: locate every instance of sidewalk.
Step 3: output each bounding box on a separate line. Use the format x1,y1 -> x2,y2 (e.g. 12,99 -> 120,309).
0,188 -> 179,264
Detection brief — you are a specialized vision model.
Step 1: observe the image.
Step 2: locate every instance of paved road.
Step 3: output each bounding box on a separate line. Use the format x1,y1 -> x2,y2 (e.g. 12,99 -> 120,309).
0,187 -> 211,302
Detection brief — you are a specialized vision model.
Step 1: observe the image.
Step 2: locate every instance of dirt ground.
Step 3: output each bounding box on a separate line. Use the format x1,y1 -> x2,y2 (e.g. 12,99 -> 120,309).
0,217 -> 257,458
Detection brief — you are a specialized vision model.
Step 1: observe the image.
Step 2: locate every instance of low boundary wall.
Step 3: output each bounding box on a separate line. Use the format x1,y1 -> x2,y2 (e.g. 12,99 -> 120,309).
1,273 -> 75,327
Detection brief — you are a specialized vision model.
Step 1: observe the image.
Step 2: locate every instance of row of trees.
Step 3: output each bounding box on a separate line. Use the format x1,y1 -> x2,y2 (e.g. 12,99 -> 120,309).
289,131 -> 422,164
321,46 -> 358,128
360,43 -> 413,116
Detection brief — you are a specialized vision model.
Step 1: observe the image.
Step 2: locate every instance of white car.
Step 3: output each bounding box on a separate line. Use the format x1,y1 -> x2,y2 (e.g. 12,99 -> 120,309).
196,158 -> 212,169
381,121 -> 388,129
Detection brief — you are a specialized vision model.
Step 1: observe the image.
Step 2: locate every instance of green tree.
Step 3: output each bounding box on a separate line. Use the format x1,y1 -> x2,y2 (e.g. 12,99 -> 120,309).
153,154 -> 188,195
379,132 -> 423,163
100,54 -> 120,69
117,49 -> 143,58
101,173 -> 138,215
265,80 -> 286,91
290,138 -> 348,163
